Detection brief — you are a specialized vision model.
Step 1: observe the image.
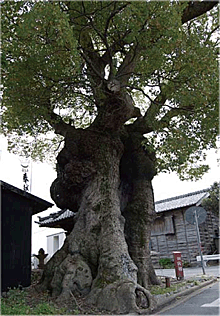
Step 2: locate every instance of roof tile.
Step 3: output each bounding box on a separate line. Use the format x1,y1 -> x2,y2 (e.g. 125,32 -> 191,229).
155,189 -> 209,213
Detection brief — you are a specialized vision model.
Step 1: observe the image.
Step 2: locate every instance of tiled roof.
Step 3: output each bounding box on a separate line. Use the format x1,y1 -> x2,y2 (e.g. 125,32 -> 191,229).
36,209 -> 75,226
155,189 -> 209,213
36,189 -> 209,226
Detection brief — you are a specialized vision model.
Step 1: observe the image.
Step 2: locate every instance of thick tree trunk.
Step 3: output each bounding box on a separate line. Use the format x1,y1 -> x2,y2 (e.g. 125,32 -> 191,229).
38,127 -> 156,314
120,132 -> 161,287
122,179 -> 161,287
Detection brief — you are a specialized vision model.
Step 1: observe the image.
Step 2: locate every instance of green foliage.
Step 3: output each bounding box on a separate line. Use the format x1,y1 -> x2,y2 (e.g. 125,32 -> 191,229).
6,132 -> 64,164
182,261 -> 191,268
31,302 -> 65,315
150,281 -> 185,295
201,182 -> 219,218
150,278 -> 202,295
1,1 -> 219,177
1,288 -> 73,315
159,257 -> 174,269
2,1 -> 80,132
150,284 -> 177,295
1,289 -> 32,315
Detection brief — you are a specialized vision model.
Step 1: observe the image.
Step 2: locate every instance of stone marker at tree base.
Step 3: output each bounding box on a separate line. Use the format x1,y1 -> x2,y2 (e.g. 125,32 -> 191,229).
34,248 -> 48,270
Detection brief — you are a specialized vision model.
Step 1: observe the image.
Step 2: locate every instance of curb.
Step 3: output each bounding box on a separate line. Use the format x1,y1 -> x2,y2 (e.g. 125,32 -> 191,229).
153,277 -> 218,313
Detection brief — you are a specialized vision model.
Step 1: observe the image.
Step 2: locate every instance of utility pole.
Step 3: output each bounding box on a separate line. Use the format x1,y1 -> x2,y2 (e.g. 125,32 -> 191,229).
194,210 -> 206,275
185,206 -> 207,275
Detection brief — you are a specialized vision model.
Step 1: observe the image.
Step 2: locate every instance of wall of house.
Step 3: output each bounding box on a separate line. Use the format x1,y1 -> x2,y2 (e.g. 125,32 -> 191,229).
199,210 -> 219,254
2,189 -> 32,291
150,207 -> 219,266
46,231 -> 66,261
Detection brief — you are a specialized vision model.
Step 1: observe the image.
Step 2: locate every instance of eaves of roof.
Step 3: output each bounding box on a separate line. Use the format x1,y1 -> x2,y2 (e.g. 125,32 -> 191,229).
1,180 -> 53,214
155,188 -> 209,213
36,209 -> 76,226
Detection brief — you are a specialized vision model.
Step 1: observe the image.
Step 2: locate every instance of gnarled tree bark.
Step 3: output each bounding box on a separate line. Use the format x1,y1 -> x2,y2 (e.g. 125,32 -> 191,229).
38,126 -> 156,313
120,131 -> 161,288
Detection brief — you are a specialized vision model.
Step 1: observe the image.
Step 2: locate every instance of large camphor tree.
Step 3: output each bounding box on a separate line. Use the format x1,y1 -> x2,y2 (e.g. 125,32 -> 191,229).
2,1 -> 219,313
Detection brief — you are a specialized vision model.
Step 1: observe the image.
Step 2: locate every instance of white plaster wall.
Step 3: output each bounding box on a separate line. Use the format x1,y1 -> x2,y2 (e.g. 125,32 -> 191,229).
46,231 -> 66,261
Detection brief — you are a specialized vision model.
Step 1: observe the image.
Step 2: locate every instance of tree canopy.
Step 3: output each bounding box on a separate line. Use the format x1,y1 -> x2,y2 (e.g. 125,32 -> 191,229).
1,1 -> 219,179
2,2 -> 219,312
201,181 -> 219,218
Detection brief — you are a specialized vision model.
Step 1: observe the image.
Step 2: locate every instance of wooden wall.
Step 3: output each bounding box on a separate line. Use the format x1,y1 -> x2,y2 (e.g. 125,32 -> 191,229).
150,207 -> 219,266
1,189 -> 32,292
1,182 -> 52,292
199,210 -> 219,255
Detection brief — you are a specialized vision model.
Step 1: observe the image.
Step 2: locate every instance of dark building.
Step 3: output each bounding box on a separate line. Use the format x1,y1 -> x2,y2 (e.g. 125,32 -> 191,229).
1,180 -> 53,292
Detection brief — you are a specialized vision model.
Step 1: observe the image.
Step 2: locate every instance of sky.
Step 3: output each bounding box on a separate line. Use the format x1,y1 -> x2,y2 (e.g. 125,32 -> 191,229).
0,134 -> 219,254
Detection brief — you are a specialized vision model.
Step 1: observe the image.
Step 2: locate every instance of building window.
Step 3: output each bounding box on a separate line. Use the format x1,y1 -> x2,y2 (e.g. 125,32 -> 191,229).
164,216 -> 175,234
151,215 -> 174,236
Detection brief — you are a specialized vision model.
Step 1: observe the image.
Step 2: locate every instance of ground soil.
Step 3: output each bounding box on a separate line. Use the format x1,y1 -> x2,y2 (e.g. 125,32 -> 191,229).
25,269 -> 195,314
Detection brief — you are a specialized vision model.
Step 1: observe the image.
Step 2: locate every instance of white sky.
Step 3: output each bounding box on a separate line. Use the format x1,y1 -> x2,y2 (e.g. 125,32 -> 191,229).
0,135 -> 219,254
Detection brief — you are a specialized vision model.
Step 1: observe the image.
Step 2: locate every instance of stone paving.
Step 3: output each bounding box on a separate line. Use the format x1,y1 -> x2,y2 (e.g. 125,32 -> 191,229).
152,266 -> 219,314
155,265 -> 220,279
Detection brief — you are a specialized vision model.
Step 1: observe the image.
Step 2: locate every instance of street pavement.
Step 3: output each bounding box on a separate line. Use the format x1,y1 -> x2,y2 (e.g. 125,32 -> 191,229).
157,280 -> 220,315
155,265 -> 220,279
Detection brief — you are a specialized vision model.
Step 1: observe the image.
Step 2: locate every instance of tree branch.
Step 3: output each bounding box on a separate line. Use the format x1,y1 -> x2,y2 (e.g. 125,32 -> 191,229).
126,90 -> 167,134
116,43 -> 139,86
104,3 -> 130,38
43,99 -> 72,137
127,77 -> 196,135
79,47 -> 104,81
205,25 -> 220,43
47,111 -> 71,137
181,1 -> 218,24
129,0 -> 218,136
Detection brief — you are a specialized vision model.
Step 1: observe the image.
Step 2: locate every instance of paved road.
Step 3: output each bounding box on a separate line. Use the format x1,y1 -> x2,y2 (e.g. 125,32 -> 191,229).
155,265 -> 220,279
157,281 -> 220,315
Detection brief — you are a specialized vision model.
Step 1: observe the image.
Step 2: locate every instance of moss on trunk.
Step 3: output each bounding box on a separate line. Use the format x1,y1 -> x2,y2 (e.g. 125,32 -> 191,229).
38,126 -> 159,313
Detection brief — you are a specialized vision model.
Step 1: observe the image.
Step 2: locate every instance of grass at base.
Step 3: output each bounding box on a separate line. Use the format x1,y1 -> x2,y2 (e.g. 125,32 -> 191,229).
149,279 -> 201,295
1,288 -> 76,315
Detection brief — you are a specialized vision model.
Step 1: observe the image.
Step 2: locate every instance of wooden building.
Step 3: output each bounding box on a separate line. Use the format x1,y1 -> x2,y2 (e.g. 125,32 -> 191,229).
151,189 -> 219,265
37,188 -> 219,265
1,180 -> 53,292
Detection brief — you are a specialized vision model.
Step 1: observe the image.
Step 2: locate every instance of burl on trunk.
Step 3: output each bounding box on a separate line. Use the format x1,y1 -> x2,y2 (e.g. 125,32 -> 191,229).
37,126 -> 159,314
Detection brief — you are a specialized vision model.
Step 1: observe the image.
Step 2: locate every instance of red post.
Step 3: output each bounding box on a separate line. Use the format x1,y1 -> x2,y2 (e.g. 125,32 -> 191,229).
165,277 -> 171,288
173,251 -> 184,280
